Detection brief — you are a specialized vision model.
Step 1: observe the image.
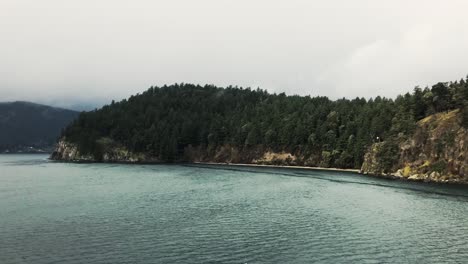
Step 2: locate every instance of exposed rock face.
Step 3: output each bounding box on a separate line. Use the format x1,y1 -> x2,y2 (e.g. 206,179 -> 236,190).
183,144 -> 305,166
362,110 -> 468,184
254,151 -> 297,165
51,138 -> 159,163
360,143 -> 385,175
50,140 -> 93,162
53,139 -> 346,171
184,144 -> 269,164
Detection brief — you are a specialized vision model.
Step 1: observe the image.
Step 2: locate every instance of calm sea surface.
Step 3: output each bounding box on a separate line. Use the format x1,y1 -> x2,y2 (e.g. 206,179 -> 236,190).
1,154 -> 467,264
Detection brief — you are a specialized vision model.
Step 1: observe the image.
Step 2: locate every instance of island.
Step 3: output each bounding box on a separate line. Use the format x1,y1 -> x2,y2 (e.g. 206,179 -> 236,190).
51,79 -> 468,184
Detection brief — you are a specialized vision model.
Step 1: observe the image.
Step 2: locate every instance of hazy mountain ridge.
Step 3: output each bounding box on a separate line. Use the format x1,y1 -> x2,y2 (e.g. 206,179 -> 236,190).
0,101 -> 79,153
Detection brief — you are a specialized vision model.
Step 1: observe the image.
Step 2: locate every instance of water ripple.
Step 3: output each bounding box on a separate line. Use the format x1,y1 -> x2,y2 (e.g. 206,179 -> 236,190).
1,155 -> 468,263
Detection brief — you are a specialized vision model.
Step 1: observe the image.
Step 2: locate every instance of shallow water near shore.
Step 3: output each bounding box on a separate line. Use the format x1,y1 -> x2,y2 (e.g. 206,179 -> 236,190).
1,154 -> 467,263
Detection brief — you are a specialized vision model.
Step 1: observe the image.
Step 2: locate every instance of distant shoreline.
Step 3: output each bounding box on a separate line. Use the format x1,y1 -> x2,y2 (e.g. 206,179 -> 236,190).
192,161 -> 361,174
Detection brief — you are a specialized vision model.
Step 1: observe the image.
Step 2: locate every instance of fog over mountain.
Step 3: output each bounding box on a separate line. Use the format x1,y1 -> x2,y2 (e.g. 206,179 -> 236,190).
0,101 -> 78,152
1,0 -> 468,108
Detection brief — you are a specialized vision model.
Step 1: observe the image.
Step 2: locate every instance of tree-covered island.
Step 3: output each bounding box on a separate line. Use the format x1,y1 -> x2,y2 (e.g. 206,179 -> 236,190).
52,78 -> 468,183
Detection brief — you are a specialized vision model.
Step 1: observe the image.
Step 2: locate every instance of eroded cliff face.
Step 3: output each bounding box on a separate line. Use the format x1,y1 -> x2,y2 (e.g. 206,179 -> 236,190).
361,110 -> 468,184
51,138 -> 159,163
52,140 -> 300,166
50,140 -> 94,162
184,144 -> 318,166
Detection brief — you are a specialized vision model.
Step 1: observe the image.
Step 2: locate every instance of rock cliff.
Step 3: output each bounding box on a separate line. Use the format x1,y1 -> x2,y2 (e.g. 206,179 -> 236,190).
361,110 -> 468,184
51,138 -> 159,163
50,140 -> 93,161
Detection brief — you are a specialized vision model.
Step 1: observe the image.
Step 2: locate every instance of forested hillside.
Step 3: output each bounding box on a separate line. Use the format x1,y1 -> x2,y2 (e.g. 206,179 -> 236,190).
53,77 -> 468,176
0,102 -> 78,152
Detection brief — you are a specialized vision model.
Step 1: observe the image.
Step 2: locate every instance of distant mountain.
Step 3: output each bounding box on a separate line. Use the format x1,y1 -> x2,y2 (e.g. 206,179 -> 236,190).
0,101 -> 79,153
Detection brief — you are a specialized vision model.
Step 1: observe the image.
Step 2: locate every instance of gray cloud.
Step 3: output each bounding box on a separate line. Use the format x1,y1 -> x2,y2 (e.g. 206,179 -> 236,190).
1,0 -> 468,108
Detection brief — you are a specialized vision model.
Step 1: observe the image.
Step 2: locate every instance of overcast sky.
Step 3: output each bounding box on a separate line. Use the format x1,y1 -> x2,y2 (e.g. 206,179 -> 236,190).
1,0 -> 468,109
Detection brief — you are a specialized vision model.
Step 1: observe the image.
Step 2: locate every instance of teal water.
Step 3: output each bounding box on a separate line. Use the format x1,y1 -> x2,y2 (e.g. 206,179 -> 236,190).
1,154 -> 467,263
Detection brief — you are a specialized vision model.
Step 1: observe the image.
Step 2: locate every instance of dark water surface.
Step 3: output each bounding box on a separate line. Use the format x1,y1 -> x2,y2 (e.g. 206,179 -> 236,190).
1,154 -> 467,263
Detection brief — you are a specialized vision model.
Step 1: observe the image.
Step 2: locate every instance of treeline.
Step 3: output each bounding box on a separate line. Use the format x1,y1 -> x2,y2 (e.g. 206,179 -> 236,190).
62,77 -> 468,168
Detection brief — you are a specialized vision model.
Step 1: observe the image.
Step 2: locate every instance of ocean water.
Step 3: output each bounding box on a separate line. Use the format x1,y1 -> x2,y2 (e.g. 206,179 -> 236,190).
0,154 -> 467,264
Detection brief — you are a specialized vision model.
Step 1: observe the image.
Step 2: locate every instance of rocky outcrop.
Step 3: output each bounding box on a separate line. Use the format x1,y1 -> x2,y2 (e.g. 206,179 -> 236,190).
184,144 -> 268,164
51,138 -> 159,163
50,140 -> 94,162
254,151 -> 297,165
361,110 -> 468,184
361,142 -> 386,176
184,144 -> 304,166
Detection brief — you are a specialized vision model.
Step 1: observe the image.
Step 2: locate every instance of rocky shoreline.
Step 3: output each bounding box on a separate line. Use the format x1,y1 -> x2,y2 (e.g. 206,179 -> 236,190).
360,110 -> 468,185
51,139 -> 467,185
52,109 -> 468,185
51,140 -> 160,163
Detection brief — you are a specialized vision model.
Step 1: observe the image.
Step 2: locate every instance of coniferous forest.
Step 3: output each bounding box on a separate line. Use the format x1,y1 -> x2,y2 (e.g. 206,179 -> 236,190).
60,77 -> 468,169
